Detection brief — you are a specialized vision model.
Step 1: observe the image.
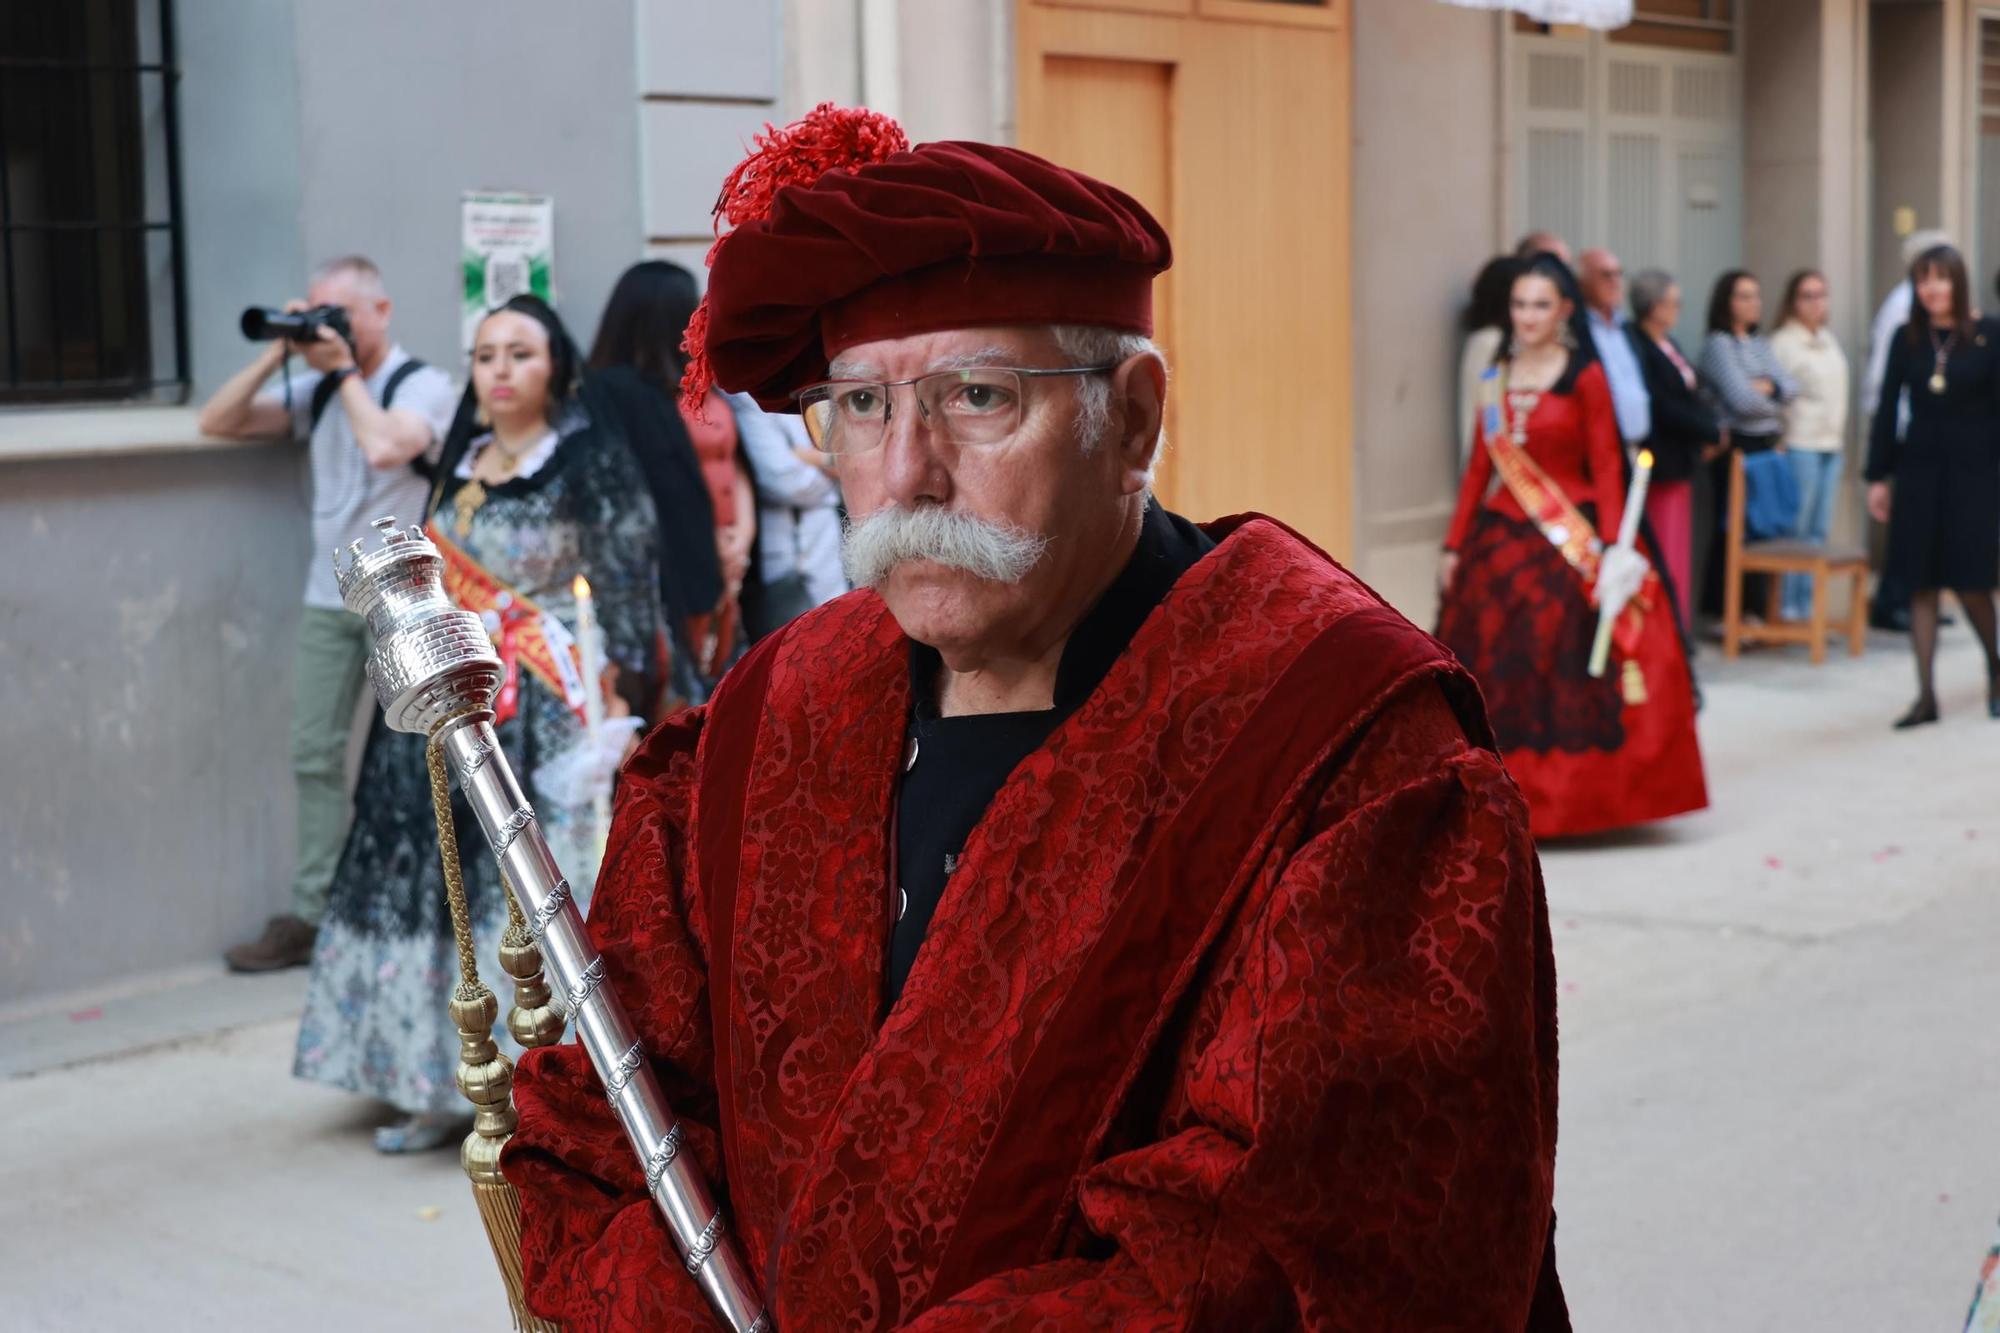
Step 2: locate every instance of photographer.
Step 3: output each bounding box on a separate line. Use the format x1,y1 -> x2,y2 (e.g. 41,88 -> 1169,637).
199,255 -> 458,973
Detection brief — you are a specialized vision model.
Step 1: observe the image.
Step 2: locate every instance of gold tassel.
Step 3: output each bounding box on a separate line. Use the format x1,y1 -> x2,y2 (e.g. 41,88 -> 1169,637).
1622,657 -> 1649,706
499,908 -> 565,1051
428,723 -> 565,1333
450,984 -> 562,1333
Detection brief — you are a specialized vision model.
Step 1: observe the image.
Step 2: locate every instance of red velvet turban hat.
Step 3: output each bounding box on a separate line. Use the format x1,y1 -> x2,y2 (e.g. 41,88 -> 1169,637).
683,104 -> 1172,412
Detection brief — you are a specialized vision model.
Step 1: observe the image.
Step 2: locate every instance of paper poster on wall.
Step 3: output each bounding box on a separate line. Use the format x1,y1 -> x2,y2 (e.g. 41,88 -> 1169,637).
461,191 -> 554,354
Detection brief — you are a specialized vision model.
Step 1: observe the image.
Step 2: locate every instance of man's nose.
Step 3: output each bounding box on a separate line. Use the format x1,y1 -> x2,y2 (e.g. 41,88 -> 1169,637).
879,388 -> 948,507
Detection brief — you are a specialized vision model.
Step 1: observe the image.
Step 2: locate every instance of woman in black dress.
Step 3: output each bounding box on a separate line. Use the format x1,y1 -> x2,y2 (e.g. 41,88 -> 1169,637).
1865,244 -> 2000,727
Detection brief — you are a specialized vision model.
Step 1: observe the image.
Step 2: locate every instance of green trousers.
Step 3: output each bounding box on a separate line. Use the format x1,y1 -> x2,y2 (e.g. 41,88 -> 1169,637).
290,606 -> 369,924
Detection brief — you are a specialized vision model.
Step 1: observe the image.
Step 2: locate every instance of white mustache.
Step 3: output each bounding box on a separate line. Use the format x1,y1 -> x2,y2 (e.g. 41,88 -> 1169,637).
841,505 -> 1050,588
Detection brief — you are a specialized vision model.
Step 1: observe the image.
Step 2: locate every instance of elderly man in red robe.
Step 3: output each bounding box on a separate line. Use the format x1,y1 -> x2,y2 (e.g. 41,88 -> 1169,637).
503,105 -> 1569,1332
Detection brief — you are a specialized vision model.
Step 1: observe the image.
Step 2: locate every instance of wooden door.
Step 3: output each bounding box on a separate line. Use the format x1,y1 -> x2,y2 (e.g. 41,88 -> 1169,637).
1017,0 -> 1353,558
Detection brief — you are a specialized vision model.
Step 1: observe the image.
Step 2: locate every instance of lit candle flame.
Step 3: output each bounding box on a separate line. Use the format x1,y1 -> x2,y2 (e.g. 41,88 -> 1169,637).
1637,449 -> 1655,469
572,574 -> 591,601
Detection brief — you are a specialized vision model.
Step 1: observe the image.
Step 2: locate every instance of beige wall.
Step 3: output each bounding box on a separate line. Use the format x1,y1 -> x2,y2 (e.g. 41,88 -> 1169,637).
1870,2 -> 1948,305
1744,0 -> 1872,551
1744,0 -> 1826,287
780,0 -> 1011,146
1349,0 -> 1505,623
898,0 -> 1012,144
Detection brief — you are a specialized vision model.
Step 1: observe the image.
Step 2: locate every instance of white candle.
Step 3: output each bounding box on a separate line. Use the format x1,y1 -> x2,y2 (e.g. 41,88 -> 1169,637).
572,574 -> 605,744
1614,449 -> 1653,552
572,573 -> 612,853
1589,449 -> 1653,678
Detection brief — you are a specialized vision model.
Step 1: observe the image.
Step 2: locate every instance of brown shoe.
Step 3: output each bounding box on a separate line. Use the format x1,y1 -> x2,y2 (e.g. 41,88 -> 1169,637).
224,914 -> 319,972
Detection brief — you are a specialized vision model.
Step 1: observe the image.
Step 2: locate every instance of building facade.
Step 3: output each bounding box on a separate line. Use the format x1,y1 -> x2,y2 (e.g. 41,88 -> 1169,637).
1,0 -> 1987,1003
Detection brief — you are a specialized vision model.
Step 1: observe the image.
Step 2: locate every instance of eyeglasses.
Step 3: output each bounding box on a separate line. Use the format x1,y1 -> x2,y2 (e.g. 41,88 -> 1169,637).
795,364 -> 1116,455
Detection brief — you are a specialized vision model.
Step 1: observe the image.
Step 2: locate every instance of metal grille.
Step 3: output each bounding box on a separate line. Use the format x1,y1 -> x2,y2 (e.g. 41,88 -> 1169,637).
1527,51 -> 1588,112
1606,60 -> 1662,117
0,0 -> 189,404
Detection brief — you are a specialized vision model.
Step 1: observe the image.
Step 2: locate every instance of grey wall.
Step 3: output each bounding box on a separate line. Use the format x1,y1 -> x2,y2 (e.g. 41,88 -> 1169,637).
291,0 -> 644,369
1349,0 -> 1503,622
0,446 -> 307,1004
637,0 -> 782,281
178,0 -> 646,388
177,0 -> 307,400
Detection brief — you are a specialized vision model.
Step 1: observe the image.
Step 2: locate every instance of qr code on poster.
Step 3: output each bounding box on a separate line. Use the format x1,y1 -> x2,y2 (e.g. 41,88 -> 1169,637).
488,254 -> 530,306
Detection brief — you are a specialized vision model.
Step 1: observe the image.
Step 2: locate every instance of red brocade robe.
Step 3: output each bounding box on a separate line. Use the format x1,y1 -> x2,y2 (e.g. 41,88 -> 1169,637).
503,515 -> 1568,1331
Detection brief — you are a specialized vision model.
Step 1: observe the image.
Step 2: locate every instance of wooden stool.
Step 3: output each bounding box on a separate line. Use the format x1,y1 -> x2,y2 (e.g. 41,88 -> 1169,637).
1722,450 -> 1868,663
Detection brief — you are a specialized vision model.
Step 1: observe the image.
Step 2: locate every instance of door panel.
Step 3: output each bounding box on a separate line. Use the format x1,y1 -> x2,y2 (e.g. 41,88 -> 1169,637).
1038,55 -> 1180,504
1511,28 -> 1741,348
1017,0 -> 1352,557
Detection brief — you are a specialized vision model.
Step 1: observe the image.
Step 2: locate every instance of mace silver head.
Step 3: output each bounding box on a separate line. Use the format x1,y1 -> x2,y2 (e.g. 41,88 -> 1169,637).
335,517 -> 502,735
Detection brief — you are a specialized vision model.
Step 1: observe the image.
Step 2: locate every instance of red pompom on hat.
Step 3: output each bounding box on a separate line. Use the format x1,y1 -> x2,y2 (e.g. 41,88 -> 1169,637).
680,104 -> 1171,413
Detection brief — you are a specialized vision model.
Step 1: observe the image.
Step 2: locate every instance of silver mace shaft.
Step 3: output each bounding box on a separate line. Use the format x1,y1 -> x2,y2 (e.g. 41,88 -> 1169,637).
337,517 -> 770,1333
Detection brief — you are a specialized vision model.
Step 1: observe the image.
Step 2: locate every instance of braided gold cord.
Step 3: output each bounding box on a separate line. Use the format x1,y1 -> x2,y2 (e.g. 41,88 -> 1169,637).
425,715 -> 482,994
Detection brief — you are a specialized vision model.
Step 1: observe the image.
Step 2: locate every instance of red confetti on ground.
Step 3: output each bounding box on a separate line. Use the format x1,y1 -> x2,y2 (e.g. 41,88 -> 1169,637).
1763,856 -> 1783,870
1563,919 -> 1579,931
68,1007 -> 103,1022
1941,1193 -> 1953,1204
1872,845 -> 1904,863
1968,830 -> 1980,840
1562,982 -> 1579,994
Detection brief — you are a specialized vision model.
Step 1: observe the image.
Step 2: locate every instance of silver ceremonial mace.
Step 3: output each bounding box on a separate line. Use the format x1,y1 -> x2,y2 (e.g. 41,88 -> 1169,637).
336,517 -> 770,1333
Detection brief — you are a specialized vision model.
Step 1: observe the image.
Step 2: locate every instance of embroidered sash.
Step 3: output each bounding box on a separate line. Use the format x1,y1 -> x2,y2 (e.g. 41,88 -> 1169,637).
1481,367 -> 1655,683
426,523 -> 589,726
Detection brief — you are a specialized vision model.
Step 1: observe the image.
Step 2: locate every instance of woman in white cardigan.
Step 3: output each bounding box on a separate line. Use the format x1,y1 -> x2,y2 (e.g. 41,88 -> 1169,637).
1769,269 -> 1851,621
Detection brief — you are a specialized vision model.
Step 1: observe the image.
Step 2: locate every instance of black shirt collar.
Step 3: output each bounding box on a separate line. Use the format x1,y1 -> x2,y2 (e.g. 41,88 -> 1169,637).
907,502 -> 1215,722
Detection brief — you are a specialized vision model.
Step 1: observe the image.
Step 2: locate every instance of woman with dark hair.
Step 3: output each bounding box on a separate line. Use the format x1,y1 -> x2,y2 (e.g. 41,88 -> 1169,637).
1695,270 -> 1796,618
1438,255 -> 1707,837
1457,255 -> 1521,465
1864,243 -> 2000,726
295,296 -> 679,1151
590,260 -> 755,678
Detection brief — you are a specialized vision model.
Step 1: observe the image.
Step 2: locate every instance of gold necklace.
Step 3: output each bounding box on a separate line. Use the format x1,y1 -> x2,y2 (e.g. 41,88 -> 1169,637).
452,434 -> 534,540
1929,327 -> 1956,395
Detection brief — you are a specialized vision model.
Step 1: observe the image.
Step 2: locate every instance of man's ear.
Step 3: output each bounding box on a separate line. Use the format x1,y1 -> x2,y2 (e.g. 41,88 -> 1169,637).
1109,350 -> 1166,497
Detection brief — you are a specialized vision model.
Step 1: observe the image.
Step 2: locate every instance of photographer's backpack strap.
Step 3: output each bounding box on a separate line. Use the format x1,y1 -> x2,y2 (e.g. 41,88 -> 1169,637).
309,357 -> 429,433
310,358 -> 436,479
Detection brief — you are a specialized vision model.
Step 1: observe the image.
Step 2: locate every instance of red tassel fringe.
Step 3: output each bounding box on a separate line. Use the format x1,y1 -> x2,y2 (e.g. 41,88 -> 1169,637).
680,103 -> 910,414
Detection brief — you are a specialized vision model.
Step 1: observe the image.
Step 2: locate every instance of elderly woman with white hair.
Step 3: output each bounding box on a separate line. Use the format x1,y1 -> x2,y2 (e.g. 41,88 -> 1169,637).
1627,267 -> 1724,630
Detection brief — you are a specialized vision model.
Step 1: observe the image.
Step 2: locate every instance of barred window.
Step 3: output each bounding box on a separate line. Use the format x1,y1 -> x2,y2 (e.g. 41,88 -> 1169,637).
0,0 -> 188,404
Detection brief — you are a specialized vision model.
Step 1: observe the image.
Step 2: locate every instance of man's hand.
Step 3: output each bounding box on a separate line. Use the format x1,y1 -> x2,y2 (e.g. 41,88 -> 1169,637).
1437,550 -> 1459,593
297,322 -> 356,375
1751,376 -> 1777,397
1867,481 -> 1892,524
195,301 -> 304,440
719,526 -> 752,598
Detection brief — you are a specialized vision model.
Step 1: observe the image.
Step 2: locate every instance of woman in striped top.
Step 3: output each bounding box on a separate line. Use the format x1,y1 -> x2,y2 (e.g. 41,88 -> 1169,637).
1696,270 -> 1797,617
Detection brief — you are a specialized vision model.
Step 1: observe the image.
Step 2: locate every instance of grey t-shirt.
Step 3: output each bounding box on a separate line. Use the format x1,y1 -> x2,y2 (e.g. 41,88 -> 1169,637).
260,344 -> 460,608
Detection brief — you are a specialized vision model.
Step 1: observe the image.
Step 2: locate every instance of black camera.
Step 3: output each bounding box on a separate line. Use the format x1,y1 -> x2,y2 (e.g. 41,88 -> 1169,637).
240,303 -> 353,347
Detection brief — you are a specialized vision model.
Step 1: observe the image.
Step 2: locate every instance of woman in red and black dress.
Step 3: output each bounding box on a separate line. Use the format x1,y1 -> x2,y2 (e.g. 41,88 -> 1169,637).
1437,254 -> 1708,839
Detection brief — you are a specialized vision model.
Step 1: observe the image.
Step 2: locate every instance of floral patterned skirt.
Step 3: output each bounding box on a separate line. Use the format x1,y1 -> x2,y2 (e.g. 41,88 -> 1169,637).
293,675 -> 607,1115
